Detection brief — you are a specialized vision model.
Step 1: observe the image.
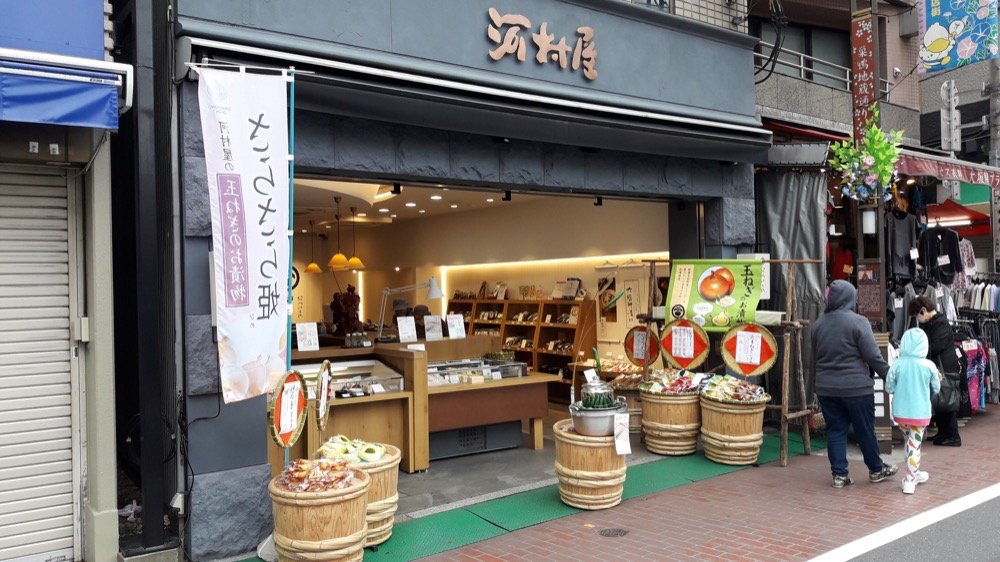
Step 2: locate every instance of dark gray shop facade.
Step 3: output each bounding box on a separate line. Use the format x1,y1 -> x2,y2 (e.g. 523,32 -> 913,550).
167,1 -> 770,558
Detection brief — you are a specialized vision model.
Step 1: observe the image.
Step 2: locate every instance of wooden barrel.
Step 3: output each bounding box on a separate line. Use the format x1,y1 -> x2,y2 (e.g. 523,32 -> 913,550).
269,469 -> 370,562
618,390 -> 643,434
700,395 -> 768,465
640,392 -> 700,455
351,444 -> 401,547
553,418 -> 626,510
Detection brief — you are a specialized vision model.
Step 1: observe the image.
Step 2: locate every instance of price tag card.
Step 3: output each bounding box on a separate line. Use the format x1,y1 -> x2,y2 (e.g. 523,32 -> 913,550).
583,368 -> 599,383
397,316 -> 418,343
633,330 -> 647,361
445,314 -> 466,339
295,322 -> 319,352
966,267 -> 977,276
671,326 -> 695,359
280,380 -> 301,434
424,315 -> 444,341
614,413 -> 632,455
735,331 -> 763,366
370,383 -> 386,394
909,248 -> 919,261
937,254 -> 950,266
893,298 -> 904,309
843,265 -> 854,274
935,286 -> 944,298
963,340 -> 978,352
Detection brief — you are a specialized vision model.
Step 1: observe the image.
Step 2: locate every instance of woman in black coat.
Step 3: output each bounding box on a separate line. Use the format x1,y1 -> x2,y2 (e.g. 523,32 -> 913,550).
909,296 -> 962,446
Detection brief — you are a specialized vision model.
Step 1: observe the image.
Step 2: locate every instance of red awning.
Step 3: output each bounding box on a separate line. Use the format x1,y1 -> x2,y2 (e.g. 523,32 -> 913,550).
925,198 -> 991,238
897,150 -> 1000,190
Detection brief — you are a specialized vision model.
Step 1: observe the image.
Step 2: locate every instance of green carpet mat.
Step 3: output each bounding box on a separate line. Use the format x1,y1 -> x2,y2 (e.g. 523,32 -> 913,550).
242,432 -> 828,562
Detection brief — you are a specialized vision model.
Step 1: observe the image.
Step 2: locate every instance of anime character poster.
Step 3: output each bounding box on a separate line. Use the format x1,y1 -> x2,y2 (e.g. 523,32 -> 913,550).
918,0 -> 998,73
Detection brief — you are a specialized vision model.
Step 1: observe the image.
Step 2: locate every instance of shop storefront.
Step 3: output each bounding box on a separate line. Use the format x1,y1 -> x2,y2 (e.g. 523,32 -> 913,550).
0,2 -> 131,561
171,1 -> 769,558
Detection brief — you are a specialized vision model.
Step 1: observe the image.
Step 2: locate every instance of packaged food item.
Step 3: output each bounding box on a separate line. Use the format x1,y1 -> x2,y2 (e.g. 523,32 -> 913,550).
639,369 -> 707,394
316,434 -> 387,463
701,374 -> 769,402
609,373 -> 643,390
275,458 -> 355,492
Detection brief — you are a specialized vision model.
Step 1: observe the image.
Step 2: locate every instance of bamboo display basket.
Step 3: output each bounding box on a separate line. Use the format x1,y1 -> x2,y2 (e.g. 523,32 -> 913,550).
553,418 -> 626,510
351,444 -> 401,547
268,469 -> 370,562
640,391 -> 701,455
699,394 -> 769,465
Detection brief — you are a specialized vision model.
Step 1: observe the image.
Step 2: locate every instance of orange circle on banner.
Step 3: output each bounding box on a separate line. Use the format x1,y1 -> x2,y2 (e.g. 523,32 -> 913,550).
268,371 -> 307,449
660,319 -> 710,370
624,325 -> 660,367
720,323 -> 778,377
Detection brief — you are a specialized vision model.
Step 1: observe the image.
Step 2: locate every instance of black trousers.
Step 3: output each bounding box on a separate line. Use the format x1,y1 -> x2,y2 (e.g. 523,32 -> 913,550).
932,410 -> 960,439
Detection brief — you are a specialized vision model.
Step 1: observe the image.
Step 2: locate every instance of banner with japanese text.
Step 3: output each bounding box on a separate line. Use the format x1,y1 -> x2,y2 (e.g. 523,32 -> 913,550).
666,260 -> 763,333
917,0 -> 998,74
198,68 -> 290,403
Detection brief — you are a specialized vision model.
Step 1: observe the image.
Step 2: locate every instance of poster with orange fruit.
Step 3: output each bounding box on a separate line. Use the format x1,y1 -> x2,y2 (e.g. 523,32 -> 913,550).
666,260 -> 763,332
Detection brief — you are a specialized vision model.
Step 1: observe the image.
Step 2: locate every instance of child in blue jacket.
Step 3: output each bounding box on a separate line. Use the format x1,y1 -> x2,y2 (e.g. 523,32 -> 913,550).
886,328 -> 942,494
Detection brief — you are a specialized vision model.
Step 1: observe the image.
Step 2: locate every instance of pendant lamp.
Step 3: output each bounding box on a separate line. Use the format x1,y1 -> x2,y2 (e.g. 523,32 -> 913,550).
328,196 -> 349,271
305,220 -> 322,273
347,206 -> 366,270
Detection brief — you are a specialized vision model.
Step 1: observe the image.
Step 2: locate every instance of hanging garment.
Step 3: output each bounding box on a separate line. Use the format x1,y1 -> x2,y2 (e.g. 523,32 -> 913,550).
887,211 -> 918,280
917,226 -> 962,284
831,246 -> 854,281
953,238 -> 977,291
890,284 -> 918,344
962,339 -> 986,414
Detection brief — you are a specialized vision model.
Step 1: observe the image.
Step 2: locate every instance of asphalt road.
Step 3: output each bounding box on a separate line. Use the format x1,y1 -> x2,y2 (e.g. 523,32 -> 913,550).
851,495 -> 1000,561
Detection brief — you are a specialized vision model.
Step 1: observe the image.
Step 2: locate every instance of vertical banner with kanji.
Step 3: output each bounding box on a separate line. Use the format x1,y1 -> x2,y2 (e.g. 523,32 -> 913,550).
666,260 -> 763,333
198,68 -> 290,403
917,0 -> 998,74
851,11 -> 878,142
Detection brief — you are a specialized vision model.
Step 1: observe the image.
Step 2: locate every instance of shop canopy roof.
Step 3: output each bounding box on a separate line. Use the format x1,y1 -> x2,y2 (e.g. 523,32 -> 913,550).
925,198 -> 991,237
897,149 -> 1000,190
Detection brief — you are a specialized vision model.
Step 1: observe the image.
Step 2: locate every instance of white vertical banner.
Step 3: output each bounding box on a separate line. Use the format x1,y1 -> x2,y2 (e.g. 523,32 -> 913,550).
199,68 -> 290,403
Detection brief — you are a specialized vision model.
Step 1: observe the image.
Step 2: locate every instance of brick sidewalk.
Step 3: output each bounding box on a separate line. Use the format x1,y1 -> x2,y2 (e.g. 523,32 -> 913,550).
423,412 -> 997,561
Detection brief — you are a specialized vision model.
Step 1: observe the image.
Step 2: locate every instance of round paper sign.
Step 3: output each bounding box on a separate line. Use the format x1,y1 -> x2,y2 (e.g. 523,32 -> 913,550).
268,371 -> 307,448
660,319 -> 710,370
624,325 -> 660,367
720,323 -> 777,377
315,360 -> 333,432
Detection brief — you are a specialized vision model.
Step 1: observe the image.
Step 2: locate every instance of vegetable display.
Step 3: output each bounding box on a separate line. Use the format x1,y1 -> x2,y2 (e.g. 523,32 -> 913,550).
316,434 -> 387,463
701,374 -> 769,402
581,390 -> 616,409
275,458 -> 356,492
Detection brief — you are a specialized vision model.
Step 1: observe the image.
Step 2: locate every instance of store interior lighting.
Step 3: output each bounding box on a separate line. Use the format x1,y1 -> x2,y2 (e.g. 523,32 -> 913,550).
347,207 -> 366,270
936,219 -> 971,227
327,196 -> 349,271
305,220 -> 322,273
376,276 -> 445,341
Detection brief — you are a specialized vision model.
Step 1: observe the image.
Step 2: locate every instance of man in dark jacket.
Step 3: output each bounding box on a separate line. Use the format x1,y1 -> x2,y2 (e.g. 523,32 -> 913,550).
909,295 -> 962,446
811,280 -> 898,488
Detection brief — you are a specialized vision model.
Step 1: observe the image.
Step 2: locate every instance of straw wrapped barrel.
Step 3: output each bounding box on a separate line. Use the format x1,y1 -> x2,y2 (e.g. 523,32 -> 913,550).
268,469 -> 370,562
640,391 -> 700,455
617,389 -> 643,434
553,419 -> 626,510
700,395 -> 769,465
351,444 -> 401,547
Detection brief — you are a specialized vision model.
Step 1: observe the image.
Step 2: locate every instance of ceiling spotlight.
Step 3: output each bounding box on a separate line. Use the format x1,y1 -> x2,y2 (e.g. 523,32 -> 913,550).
390,214 -> 397,218
358,212 -> 367,217
419,209 -> 426,214
430,195 -> 443,201
300,229 -> 307,233
379,208 -> 390,213
502,190 -> 512,201
450,204 -> 458,208
486,198 -> 495,203
405,202 -> 417,207
819,168 -> 826,173
394,266 -> 401,272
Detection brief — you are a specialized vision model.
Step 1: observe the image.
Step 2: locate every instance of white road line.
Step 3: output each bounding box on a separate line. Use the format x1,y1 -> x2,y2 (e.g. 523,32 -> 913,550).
809,482 -> 1000,562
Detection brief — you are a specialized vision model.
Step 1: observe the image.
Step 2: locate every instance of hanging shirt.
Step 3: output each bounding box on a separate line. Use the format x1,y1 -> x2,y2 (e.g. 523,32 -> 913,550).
953,238 -> 977,291
917,226 -> 962,285
887,212 -> 918,279
963,339 -> 986,414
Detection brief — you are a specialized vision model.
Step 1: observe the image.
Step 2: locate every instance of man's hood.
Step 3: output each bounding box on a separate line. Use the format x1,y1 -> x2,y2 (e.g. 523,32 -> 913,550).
825,280 -> 857,313
899,328 -> 929,359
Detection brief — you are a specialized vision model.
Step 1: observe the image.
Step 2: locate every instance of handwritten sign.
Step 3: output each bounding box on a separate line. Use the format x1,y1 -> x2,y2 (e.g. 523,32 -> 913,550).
735,331 -> 763,366
295,322 -> 319,352
446,314 -> 466,339
671,326 -> 694,359
397,316 -> 417,343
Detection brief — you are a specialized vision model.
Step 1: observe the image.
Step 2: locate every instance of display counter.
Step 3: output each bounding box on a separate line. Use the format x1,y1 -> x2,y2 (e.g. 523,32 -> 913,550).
270,335 -> 553,475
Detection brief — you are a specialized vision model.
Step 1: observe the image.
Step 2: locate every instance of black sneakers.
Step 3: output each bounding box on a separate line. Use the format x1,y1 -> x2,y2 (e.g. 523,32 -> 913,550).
869,464 -> 899,483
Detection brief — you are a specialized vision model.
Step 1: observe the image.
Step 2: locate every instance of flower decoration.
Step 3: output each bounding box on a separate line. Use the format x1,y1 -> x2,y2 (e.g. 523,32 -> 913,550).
828,105 -> 903,203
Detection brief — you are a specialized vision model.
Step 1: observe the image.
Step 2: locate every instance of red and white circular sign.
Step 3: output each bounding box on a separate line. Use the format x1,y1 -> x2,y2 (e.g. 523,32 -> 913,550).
660,319 -> 710,370
720,323 -> 777,377
268,371 -> 307,448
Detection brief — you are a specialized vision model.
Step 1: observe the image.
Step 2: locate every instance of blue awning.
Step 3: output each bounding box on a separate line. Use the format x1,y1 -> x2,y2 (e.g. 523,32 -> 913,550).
0,61 -> 120,129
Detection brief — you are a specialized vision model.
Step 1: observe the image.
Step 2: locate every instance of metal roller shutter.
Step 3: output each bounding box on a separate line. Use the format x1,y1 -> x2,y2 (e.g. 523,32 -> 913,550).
0,166 -> 79,562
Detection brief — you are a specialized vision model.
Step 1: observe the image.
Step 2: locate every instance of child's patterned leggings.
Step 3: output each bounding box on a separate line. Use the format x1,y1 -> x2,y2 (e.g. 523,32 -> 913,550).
899,424 -> 925,482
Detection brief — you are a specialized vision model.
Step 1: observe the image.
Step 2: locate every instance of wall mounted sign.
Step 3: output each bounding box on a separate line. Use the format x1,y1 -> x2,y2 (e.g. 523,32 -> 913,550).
850,10 -> 877,141
720,323 -> 777,377
268,371 -> 307,448
660,319 -> 709,370
486,8 -> 598,80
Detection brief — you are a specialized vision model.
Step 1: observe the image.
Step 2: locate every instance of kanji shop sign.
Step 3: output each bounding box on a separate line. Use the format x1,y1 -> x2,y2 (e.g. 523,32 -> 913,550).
486,7 -> 598,81
198,67 -> 291,404
851,11 -> 878,141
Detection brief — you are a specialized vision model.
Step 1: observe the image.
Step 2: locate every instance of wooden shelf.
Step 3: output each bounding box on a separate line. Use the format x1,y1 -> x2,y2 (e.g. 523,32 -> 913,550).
472,319 -> 502,325
427,373 -> 561,395
539,323 -> 578,329
328,391 -> 410,406
537,349 -> 574,356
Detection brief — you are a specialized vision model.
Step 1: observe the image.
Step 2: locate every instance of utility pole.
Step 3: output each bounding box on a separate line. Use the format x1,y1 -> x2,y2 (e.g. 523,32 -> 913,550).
941,80 -> 962,200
